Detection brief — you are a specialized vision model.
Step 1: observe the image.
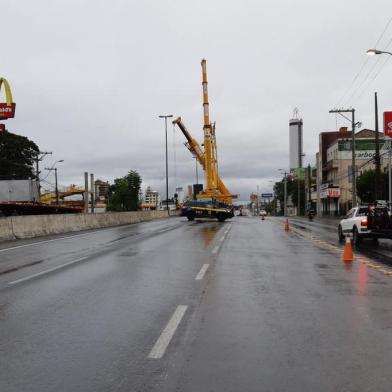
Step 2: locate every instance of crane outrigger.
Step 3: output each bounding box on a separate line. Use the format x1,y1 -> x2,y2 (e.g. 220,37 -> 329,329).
173,59 -> 236,222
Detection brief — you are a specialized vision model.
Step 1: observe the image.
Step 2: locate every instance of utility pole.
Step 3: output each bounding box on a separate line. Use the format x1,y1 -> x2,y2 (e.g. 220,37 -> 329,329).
54,167 -> 58,204
297,173 -> 300,216
84,172 -> 89,213
329,108 -> 357,208
34,151 -> 52,197
90,173 -> 95,213
45,159 -> 63,204
308,164 -> 312,209
374,92 -> 381,201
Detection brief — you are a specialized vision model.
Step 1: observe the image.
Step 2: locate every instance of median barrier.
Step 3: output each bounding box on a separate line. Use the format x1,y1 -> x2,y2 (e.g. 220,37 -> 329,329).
0,210 -> 171,241
11,215 -> 50,238
0,218 -> 15,241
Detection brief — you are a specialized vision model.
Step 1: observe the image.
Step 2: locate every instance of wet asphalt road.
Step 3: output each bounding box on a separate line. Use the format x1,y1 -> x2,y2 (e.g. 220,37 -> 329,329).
287,216 -> 392,265
1,216 -> 392,391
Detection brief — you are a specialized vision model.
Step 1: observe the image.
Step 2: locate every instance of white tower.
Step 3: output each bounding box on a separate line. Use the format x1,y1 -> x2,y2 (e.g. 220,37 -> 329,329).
289,108 -> 303,171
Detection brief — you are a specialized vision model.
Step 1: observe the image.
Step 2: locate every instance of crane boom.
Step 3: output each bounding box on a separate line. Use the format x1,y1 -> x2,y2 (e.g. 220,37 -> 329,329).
173,59 -> 236,221
173,116 -> 234,204
201,59 -> 219,193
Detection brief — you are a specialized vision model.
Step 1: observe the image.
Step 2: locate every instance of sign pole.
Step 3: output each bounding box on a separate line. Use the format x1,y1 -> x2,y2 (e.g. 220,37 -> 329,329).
383,111 -> 392,206
389,140 -> 391,208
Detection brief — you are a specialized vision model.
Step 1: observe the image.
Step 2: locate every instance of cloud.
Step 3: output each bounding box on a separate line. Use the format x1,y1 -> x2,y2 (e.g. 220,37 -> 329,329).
2,0 -> 392,203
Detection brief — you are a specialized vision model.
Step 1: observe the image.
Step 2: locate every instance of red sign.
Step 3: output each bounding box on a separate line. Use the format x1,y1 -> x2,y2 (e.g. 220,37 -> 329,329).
384,111 -> 392,137
0,103 -> 15,119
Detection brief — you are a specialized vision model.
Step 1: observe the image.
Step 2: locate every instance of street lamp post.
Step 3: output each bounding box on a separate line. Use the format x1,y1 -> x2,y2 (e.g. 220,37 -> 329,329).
159,115 -> 173,212
367,49 -> 392,56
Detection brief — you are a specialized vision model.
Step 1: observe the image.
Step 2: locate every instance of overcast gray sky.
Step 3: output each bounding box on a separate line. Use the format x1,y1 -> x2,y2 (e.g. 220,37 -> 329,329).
2,0 -> 392,200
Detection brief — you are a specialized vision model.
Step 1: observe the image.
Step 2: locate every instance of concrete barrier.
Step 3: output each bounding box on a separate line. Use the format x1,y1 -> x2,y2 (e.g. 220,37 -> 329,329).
0,210 -> 170,242
0,218 -> 14,241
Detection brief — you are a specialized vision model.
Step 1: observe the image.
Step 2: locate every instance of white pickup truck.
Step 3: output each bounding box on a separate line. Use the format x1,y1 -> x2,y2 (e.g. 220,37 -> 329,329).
338,206 -> 373,245
338,205 -> 391,246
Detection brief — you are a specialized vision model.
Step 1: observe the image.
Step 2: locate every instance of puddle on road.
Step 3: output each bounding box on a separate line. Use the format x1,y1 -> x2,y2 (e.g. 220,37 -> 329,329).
118,250 -> 138,258
199,224 -> 220,248
315,263 -> 329,269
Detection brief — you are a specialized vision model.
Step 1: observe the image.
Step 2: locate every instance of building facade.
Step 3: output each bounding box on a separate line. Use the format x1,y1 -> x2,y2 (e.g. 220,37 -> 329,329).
317,128 -> 388,216
94,180 -> 110,201
142,186 -> 160,210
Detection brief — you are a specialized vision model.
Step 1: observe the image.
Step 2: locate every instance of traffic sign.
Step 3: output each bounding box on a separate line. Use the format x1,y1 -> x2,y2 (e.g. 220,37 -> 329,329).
261,193 -> 273,198
384,111 -> 392,137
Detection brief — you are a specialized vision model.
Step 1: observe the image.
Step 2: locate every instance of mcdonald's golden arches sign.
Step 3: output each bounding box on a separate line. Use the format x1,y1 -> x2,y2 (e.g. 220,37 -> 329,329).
0,78 -> 16,120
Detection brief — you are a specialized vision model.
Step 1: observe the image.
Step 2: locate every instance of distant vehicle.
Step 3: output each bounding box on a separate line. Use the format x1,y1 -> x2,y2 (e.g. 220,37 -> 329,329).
338,205 -> 392,246
259,209 -> 267,216
240,208 -> 250,216
181,200 -> 234,222
307,209 -> 315,221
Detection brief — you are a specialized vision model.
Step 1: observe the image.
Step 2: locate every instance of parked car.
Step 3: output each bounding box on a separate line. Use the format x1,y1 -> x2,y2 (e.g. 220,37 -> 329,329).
338,205 -> 390,246
338,206 -> 371,245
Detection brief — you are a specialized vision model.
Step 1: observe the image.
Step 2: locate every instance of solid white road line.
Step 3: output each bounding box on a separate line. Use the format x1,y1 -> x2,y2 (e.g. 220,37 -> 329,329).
0,233 -> 97,253
0,221 -> 179,254
8,257 -> 88,285
219,236 -> 225,242
212,246 -> 220,254
195,264 -> 209,280
148,305 -> 188,359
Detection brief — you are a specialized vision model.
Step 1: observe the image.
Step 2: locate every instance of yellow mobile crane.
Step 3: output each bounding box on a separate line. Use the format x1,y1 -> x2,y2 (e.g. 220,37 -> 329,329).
173,59 -> 236,222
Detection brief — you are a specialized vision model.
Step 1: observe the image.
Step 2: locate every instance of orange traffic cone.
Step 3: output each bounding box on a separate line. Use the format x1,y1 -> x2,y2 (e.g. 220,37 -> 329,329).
284,218 -> 289,231
342,236 -> 354,262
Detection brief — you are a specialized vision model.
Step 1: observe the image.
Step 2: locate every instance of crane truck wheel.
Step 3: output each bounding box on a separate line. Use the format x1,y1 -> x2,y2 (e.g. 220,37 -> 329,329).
187,215 -> 195,221
217,214 -> 226,222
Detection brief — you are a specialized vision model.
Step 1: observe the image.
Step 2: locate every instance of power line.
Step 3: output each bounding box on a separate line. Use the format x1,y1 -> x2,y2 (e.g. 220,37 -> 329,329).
354,36 -> 392,101
334,16 -> 392,108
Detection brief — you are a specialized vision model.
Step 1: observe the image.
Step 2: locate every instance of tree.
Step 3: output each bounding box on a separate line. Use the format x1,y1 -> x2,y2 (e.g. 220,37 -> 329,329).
273,177 -> 305,214
107,170 -> 142,211
290,179 -> 306,215
0,131 -> 40,180
356,169 -> 388,203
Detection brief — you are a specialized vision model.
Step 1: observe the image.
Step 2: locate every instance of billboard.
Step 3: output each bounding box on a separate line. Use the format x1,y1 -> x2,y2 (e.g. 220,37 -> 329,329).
384,111 -> 392,137
292,167 -> 305,179
320,187 -> 340,199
